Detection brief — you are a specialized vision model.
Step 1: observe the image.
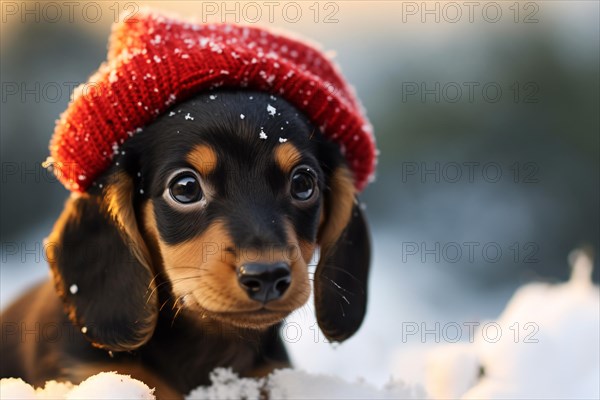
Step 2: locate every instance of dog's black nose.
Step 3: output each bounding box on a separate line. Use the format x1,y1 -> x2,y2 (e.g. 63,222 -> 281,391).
237,262 -> 291,303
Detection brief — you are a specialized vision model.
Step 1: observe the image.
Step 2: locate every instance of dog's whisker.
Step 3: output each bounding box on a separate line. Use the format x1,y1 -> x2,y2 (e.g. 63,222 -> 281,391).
171,296 -> 186,326
323,277 -> 356,296
164,266 -> 211,271
146,268 -> 209,300
147,272 -> 163,292
171,295 -> 185,310
169,275 -> 206,283
159,298 -> 171,312
318,265 -> 364,285
339,303 -> 346,317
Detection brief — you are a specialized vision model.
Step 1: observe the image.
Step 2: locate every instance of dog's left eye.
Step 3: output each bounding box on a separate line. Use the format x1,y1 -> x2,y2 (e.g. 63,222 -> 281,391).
169,174 -> 203,204
290,166 -> 317,201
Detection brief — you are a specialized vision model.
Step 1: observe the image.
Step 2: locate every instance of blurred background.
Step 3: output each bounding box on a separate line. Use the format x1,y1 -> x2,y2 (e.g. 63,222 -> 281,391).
1,0 -> 598,388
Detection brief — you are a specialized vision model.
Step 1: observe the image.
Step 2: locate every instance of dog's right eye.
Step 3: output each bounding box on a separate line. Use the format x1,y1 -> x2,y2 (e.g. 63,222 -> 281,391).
169,175 -> 203,204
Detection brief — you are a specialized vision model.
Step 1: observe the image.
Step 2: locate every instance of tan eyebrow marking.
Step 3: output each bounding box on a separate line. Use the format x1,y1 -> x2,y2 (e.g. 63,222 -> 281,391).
275,142 -> 302,175
186,144 -> 218,175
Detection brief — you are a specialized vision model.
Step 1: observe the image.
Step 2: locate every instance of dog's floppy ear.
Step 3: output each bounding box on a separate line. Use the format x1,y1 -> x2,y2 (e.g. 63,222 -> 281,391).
314,165 -> 371,343
46,170 -> 158,352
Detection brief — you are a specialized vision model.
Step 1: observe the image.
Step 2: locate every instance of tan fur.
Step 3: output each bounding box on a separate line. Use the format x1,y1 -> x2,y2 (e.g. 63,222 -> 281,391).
105,172 -> 153,270
274,142 -> 302,174
187,144 -> 218,175
104,174 -> 159,349
143,202 -> 312,329
318,166 -> 356,257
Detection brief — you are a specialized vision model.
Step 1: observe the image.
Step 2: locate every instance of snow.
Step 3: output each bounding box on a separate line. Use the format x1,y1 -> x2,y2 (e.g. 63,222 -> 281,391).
150,35 -> 162,45
108,70 -> 118,84
424,343 -> 480,399
184,113 -> 194,121
186,369 -> 261,400
266,369 -> 424,400
267,104 -> 276,116
0,373 -> 153,400
67,373 -> 154,400
0,379 -> 37,400
1,369 -> 421,400
423,250 -> 600,399
166,94 -> 177,106
279,138 -> 288,143
259,128 -> 268,140
186,368 -> 425,400
240,114 -> 245,120
0,378 -> 73,400
69,284 -> 78,294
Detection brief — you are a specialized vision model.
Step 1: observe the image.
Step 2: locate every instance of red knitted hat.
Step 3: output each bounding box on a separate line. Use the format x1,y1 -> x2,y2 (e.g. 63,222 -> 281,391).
48,10 -> 376,192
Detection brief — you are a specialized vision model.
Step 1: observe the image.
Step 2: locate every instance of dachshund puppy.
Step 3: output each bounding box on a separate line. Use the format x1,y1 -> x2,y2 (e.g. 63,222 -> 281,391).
0,90 -> 370,398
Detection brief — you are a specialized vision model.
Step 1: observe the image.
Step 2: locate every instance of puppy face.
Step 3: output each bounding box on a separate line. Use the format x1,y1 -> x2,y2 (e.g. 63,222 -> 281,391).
49,89 -> 370,351
127,91 -> 325,328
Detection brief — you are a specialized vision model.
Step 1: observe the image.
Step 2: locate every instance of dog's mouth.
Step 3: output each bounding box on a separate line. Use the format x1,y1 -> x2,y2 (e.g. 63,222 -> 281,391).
191,304 -> 291,329
164,256 -> 312,329
223,308 -> 290,325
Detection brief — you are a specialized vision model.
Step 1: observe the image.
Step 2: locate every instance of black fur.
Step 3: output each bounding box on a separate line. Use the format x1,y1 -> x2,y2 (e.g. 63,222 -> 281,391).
120,91 -> 325,249
315,203 -> 371,342
49,194 -> 158,351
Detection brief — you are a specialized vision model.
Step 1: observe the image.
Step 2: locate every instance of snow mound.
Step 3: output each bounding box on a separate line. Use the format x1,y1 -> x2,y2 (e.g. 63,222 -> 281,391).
425,249 -> 600,399
186,369 -> 262,400
67,372 -> 155,399
1,369 -> 423,400
187,368 -> 426,399
0,372 -> 154,400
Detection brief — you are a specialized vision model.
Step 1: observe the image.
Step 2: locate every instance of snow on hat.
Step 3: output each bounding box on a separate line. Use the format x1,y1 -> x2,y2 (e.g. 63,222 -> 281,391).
48,9 -> 377,192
